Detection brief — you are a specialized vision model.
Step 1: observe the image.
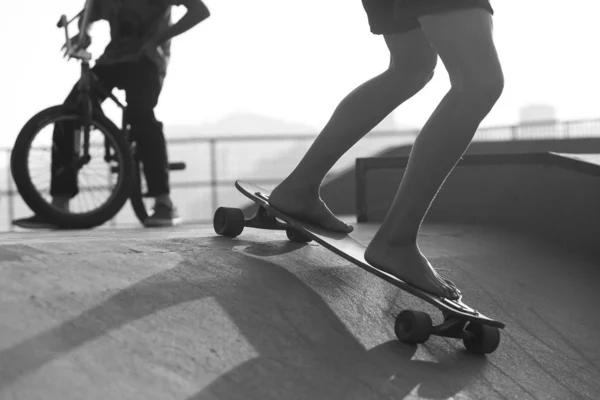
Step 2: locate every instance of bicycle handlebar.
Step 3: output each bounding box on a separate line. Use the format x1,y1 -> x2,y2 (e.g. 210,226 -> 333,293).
58,1 -> 93,62
59,14 -> 93,61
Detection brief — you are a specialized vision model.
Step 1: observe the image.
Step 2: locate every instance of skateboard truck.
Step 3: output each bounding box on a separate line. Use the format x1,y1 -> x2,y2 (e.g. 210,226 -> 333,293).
213,200 -> 314,244
394,310 -> 500,353
244,204 -> 287,231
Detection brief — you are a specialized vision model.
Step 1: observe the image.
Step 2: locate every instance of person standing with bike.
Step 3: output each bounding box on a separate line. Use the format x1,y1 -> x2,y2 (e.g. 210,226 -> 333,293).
14,0 -> 210,229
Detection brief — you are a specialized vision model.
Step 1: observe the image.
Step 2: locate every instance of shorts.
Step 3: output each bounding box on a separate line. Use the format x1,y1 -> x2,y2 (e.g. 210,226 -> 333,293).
362,0 -> 494,35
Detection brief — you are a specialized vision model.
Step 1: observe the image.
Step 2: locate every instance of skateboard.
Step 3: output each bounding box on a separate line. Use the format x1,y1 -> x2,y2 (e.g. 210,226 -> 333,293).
213,181 -> 505,354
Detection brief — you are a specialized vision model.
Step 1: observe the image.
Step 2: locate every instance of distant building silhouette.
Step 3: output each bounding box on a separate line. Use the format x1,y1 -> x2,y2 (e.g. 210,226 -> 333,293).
519,104 -> 557,125
517,104 -> 559,139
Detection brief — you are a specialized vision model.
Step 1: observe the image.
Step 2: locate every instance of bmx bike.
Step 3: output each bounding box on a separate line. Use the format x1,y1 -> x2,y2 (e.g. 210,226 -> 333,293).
10,3 -> 186,229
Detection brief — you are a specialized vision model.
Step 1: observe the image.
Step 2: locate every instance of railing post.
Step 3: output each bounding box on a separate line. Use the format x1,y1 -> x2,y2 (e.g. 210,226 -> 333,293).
511,125 -> 518,140
209,138 -> 218,213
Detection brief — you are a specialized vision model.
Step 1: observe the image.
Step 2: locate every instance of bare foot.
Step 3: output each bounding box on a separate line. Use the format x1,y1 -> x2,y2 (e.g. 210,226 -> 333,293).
365,237 -> 460,300
269,183 -> 353,234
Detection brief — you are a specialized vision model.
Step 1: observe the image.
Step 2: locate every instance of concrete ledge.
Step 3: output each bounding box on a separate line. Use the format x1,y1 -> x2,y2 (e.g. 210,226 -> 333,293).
355,152 -> 600,255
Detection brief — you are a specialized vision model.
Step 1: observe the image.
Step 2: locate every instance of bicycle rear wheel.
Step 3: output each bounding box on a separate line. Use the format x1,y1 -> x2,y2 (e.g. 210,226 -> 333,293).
11,104 -> 134,229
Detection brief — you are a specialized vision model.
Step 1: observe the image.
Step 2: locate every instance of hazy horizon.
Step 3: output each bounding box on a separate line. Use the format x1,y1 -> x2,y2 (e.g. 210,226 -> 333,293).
2,1 -> 600,149
1,1 -> 599,231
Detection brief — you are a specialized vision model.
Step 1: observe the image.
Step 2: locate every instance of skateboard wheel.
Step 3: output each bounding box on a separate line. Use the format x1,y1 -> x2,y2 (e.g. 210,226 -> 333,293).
286,229 -> 312,243
394,310 -> 432,344
213,207 -> 245,237
462,323 -> 501,354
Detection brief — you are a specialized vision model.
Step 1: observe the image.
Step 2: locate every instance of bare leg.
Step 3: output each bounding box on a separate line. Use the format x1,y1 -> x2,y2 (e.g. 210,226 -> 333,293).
365,8 -> 504,299
269,29 -> 438,232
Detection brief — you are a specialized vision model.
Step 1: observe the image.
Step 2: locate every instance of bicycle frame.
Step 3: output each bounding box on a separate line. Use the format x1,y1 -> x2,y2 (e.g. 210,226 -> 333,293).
58,0 -> 132,165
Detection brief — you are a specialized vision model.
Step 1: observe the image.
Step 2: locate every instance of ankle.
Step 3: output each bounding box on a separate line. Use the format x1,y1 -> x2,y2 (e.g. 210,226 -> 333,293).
374,226 -> 419,247
276,177 -> 321,196
51,196 -> 70,211
381,236 -> 418,248
155,194 -> 173,208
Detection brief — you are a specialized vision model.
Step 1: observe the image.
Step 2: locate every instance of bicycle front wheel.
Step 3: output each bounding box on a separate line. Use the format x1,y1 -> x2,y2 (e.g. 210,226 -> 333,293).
11,104 -> 134,229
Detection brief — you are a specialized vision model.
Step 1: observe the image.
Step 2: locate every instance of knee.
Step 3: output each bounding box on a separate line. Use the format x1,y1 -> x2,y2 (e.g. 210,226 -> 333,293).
388,53 -> 438,91
127,106 -> 157,125
453,66 -> 504,109
472,71 -> 504,104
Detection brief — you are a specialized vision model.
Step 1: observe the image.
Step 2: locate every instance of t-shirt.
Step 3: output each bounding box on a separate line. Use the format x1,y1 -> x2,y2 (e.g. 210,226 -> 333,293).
91,0 -> 184,76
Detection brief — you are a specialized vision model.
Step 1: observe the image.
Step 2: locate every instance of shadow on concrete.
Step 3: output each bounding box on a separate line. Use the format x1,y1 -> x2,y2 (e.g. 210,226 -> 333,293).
187,338 -> 489,400
0,237 -> 489,399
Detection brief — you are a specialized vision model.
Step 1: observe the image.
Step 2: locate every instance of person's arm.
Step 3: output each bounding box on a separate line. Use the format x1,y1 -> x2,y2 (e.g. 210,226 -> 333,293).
77,0 -> 105,34
152,0 -> 210,45
70,0 -> 106,50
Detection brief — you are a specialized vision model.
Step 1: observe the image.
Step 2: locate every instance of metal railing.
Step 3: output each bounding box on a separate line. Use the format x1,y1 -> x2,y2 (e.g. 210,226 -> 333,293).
1,117 -> 599,231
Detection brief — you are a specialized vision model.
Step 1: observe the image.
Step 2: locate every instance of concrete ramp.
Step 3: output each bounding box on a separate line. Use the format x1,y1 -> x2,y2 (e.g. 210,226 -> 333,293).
356,152 -> 600,257
1,224 -> 599,399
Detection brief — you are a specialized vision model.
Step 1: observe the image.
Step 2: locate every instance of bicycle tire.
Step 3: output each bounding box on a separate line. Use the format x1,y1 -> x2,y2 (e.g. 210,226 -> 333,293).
11,104 -> 134,229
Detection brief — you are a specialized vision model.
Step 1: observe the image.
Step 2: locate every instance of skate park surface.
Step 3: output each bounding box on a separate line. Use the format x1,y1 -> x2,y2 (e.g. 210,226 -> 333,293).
1,152 -> 600,400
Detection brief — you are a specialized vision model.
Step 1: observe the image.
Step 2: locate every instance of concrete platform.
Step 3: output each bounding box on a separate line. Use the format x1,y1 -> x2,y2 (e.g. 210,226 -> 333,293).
355,152 -> 600,257
1,223 -> 599,399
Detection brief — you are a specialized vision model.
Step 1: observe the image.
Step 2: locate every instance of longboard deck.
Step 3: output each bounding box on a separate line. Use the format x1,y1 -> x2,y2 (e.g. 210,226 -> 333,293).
236,181 -> 505,329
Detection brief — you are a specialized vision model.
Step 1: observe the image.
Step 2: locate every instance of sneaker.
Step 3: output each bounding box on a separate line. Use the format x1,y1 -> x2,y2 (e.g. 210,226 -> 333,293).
144,203 -> 182,227
13,215 -> 59,230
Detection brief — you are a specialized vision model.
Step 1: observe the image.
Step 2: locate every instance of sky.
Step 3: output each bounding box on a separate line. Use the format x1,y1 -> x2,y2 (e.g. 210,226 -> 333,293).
1,1 -> 599,148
